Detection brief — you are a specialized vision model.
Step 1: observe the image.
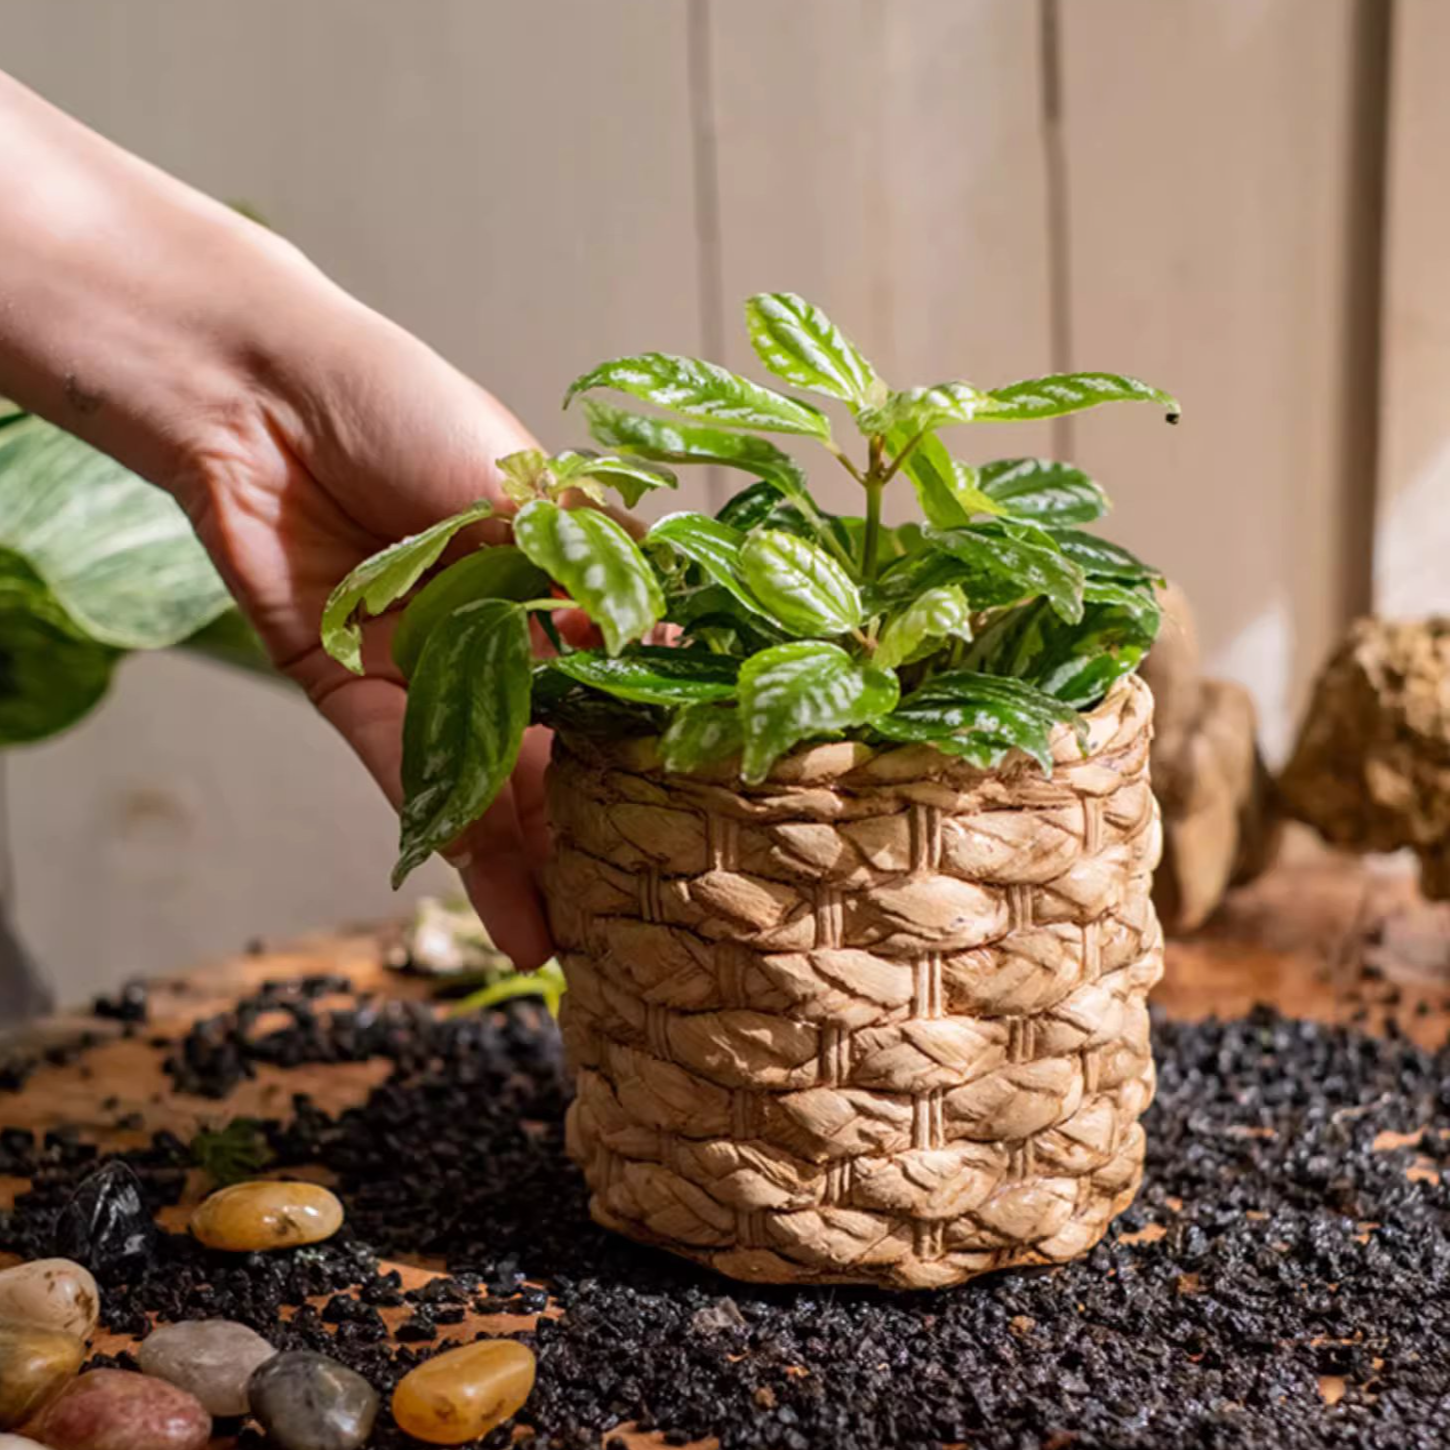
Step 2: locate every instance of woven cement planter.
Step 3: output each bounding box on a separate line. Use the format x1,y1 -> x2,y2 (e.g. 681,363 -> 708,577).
544,674 -> 1163,1289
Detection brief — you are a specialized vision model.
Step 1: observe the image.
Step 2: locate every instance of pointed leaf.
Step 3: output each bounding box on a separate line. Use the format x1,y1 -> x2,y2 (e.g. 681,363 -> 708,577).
496,450 -> 550,505
647,512 -> 770,621
857,381 -> 988,437
530,664 -> 662,736
739,641 -> 899,783
321,499 -> 493,674
565,353 -> 831,438
739,530 -> 863,636
660,701 -> 744,774
550,646 -> 739,705
394,598 -> 532,885
513,499 -> 664,655
584,400 -> 812,508
874,670 -> 1081,772
980,458 -> 1108,525
1047,527 -> 1159,582
745,292 -> 878,406
715,479 -> 785,532
392,546 -> 549,677
0,548 -> 117,744
891,429 -> 1004,527
924,524 -> 1085,623
875,584 -> 973,670
0,415 -> 232,651
977,372 -> 1180,423
550,449 -> 677,508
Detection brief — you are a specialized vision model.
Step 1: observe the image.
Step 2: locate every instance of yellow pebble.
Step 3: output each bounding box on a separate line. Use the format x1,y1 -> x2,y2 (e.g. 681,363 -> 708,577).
189,1181 -> 343,1251
390,1338 -> 536,1446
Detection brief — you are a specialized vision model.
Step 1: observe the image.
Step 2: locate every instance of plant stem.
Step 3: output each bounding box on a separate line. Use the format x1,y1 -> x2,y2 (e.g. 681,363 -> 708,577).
861,435 -> 886,580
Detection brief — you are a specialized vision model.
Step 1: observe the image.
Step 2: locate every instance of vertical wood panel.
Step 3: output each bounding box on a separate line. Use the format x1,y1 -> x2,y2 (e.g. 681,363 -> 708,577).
1058,0 -> 1370,759
2,0 -> 706,999
1375,0 -> 1450,616
706,0 -> 1055,519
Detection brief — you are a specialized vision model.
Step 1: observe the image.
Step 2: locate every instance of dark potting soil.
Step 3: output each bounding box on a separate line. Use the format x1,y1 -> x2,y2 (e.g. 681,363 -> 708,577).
3,983 -> 1450,1450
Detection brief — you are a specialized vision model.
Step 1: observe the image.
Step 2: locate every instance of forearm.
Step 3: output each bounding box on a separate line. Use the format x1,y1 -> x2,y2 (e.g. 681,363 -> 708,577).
0,69 -> 343,497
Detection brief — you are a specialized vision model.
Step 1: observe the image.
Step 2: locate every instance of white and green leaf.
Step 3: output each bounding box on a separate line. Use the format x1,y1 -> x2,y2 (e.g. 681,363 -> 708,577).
660,701 -> 744,775
392,546 -> 550,678
566,353 -> 831,439
874,584 -> 973,670
549,646 -> 739,705
394,598 -> 533,885
744,292 -> 879,406
739,529 -> 863,637
647,512 -> 770,621
980,459 -> 1108,526
857,381 -> 988,437
513,499 -> 664,656
549,449 -> 678,508
0,415 -> 232,651
738,641 -> 899,783
322,500 -> 494,674
924,523 -> 1086,623
1047,527 -> 1159,582
976,372 -> 1180,423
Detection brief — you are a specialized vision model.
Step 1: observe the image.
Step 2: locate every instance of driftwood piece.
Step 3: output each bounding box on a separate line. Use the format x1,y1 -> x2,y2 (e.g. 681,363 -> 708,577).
1142,583 -> 1279,932
543,677 -> 1163,1290
1280,617 -> 1450,898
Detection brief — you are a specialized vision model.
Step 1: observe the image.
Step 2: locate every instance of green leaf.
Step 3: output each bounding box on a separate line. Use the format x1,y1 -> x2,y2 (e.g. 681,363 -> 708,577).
530,664 -> 662,736
857,381 -> 988,437
890,429 -> 1004,527
189,1119 -> 273,1187
550,449 -> 678,508
977,372 -> 1180,423
565,353 -> 831,439
980,459 -> 1108,525
497,449 -> 551,506
874,584 -> 973,669
715,479 -> 784,533
584,400 -> 812,508
647,512 -> 770,622
392,546 -> 550,678
0,415 -> 232,650
738,641 -> 898,783
965,596 -> 1160,708
451,960 -> 567,1018
924,523 -> 1085,623
0,548 -> 118,745
739,530 -> 863,637
1047,527 -> 1159,582
874,670 -> 1082,772
514,499 -> 664,656
321,500 -> 494,674
549,646 -> 739,705
660,701 -> 744,774
744,292 -> 879,406
394,598 -> 532,886
1083,577 -> 1163,631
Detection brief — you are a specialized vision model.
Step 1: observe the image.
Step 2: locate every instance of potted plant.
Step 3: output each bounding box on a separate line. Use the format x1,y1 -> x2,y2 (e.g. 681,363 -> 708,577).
323,293 -> 1175,1288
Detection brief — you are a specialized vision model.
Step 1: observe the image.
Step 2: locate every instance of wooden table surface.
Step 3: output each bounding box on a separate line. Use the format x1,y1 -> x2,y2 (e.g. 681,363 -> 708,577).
2,831 -> 1447,1445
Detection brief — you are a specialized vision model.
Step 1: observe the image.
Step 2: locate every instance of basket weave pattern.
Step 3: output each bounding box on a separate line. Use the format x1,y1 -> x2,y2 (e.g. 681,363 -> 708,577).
545,675 -> 1163,1288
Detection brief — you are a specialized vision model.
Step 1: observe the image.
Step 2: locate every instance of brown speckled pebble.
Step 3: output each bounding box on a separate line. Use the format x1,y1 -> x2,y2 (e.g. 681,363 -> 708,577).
247,1350 -> 378,1450
30,1369 -> 209,1450
137,1319 -> 276,1416
0,1318 -> 84,1430
189,1180 -> 343,1251
0,1260 -> 100,1340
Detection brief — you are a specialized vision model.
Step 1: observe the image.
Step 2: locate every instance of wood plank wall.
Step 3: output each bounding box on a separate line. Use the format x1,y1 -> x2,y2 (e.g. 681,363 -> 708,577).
0,0 -> 1423,999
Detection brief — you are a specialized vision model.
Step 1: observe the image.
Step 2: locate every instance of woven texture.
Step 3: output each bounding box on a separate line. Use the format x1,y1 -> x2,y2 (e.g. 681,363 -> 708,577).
544,674 -> 1163,1289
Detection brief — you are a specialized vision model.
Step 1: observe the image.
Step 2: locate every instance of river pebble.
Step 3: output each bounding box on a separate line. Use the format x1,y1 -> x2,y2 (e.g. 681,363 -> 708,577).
391,1338 -> 536,1445
0,1259 -> 99,1339
0,1317 -> 84,1430
30,1369 -> 209,1450
247,1350 -> 378,1450
137,1318 -> 276,1416
189,1181 -> 343,1251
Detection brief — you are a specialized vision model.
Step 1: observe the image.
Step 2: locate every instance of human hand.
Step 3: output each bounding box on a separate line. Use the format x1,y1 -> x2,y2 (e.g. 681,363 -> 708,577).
0,70 -> 557,968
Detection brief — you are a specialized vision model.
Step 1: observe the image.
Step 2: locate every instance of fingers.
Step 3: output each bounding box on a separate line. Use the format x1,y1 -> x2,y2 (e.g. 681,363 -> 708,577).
308,665 -> 556,972
512,726 -> 555,882
451,782 -> 555,973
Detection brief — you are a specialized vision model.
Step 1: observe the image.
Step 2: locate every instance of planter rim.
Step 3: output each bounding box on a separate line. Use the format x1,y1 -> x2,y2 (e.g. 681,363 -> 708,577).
553,672 -> 1151,790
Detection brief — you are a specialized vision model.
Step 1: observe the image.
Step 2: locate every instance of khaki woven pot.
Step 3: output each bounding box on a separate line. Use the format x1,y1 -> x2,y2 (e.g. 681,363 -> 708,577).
544,674 -> 1163,1289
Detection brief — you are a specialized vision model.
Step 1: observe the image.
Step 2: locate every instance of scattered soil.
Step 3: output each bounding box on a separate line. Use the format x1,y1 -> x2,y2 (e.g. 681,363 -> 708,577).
3,979 -> 1449,1449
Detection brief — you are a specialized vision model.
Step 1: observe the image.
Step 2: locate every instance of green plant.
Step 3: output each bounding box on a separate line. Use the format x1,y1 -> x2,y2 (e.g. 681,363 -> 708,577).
189,1117 -> 273,1186
0,405 -> 275,745
322,293 -> 1176,887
